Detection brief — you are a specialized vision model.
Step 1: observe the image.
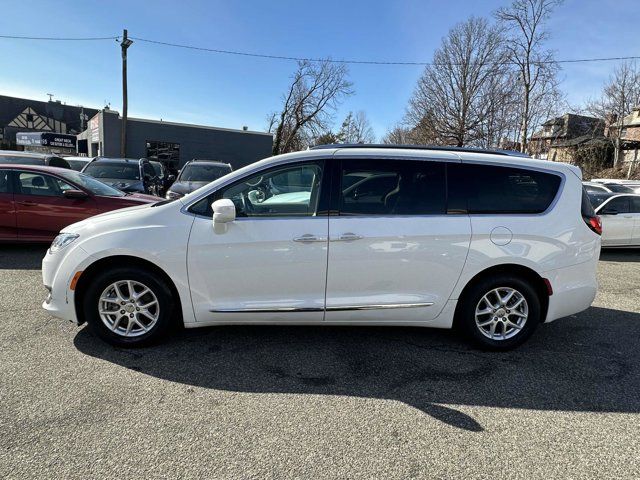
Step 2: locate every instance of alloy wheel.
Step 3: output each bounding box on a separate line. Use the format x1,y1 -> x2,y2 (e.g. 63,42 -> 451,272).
98,280 -> 160,337
474,287 -> 528,341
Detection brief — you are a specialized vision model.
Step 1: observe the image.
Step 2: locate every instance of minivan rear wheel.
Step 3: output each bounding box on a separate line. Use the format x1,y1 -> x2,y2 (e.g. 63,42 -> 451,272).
457,274 -> 541,350
82,267 -> 175,347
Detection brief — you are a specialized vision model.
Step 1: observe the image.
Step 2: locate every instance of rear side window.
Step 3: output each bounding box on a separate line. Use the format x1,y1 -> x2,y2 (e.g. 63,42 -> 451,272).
631,197 -> 640,213
338,159 -> 446,215
448,164 -> 562,214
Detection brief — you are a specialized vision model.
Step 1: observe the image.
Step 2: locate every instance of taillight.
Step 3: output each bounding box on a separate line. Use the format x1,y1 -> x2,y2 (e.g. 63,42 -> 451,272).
584,215 -> 602,236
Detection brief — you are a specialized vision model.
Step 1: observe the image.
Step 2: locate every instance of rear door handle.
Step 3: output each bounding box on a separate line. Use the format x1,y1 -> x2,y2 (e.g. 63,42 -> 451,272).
333,233 -> 364,242
293,234 -> 327,243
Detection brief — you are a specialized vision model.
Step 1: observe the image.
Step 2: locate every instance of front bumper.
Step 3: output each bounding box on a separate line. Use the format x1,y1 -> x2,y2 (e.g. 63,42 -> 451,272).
41,245 -> 95,325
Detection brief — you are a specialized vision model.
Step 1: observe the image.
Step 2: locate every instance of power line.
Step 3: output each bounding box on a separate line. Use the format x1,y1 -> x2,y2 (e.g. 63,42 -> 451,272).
0,34 -> 118,41
1,33 -> 639,66
130,36 -> 640,66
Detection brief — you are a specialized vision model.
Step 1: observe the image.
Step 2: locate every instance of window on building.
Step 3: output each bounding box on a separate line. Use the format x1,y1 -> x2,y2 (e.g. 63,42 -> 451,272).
146,141 -> 180,166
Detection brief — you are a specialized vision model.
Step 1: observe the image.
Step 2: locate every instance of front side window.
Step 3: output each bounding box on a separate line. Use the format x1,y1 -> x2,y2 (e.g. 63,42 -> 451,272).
17,172 -> 73,197
449,163 -> 562,214
143,162 -> 156,178
338,159 -> 446,215
601,196 -> 630,214
190,161 -> 323,217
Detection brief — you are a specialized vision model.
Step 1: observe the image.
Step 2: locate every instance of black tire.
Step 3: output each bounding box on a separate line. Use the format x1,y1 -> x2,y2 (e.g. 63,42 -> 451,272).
457,274 -> 541,350
82,266 -> 176,347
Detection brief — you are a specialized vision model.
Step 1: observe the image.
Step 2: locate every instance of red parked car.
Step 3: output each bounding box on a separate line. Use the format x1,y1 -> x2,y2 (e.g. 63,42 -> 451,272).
0,165 -> 162,242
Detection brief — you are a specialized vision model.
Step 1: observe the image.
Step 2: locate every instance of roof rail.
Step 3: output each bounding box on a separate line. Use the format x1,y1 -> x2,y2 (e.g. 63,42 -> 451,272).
309,143 -> 530,158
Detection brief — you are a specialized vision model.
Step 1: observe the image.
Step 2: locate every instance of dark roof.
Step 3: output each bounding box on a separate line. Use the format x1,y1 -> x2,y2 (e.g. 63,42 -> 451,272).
191,159 -> 233,165
0,95 -> 100,134
310,143 -> 530,157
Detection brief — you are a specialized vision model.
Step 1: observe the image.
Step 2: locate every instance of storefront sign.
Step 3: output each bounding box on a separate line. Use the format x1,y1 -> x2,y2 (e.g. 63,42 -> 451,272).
16,132 -> 77,148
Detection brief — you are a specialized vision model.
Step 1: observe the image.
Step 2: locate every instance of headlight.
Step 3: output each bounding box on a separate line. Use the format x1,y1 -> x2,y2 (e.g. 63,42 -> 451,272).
166,191 -> 182,199
49,233 -> 79,254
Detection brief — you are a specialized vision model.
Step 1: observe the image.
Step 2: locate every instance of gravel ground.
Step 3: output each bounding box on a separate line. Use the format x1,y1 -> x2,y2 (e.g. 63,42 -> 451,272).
0,245 -> 639,479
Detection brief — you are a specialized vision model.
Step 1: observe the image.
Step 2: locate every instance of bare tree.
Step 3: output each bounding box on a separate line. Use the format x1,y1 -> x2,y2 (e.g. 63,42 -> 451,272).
338,111 -> 376,143
406,17 -> 509,147
269,60 -> 353,155
381,125 -> 413,144
585,61 -> 640,167
495,0 -> 564,153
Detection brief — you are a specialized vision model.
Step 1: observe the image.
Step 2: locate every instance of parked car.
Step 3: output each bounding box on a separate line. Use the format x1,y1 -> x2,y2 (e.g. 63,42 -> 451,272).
587,191 -> 640,247
148,160 -> 175,196
0,150 -> 71,169
0,165 -> 160,242
81,157 -> 163,196
583,181 -> 635,194
42,145 -> 601,350
591,178 -> 640,194
165,160 -> 232,199
62,156 -> 93,172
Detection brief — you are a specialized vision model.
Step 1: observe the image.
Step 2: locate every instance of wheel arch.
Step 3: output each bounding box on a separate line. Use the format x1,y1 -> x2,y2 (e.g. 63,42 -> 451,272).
453,263 -> 550,327
74,255 -> 183,326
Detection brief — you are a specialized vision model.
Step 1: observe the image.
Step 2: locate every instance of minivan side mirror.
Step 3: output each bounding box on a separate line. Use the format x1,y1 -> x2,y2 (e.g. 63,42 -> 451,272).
600,207 -> 618,215
63,189 -> 89,199
212,198 -> 236,224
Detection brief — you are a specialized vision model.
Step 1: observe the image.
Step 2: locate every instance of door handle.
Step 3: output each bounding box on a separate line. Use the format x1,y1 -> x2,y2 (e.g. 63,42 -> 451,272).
293,234 -> 327,243
333,233 -> 364,242
17,201 -> 37,206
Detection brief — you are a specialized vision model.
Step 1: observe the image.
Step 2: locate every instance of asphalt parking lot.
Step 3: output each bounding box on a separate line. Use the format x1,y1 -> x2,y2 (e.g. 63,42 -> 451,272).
0,246 -> 639,479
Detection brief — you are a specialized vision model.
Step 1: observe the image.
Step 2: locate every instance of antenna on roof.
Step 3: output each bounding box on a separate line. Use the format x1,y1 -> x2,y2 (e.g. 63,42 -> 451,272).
46,93 -> 54,102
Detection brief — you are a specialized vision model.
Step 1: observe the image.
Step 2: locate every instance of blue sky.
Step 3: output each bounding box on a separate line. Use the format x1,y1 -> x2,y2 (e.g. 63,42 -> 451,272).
0,0 -> 638,138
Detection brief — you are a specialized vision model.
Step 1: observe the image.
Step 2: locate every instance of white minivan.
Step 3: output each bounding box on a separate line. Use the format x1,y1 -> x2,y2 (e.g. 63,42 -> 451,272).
42,146 -> 602,350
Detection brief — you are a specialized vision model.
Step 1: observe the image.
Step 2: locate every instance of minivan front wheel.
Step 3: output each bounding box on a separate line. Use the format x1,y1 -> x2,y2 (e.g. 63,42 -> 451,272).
458,275 -> 541,350
82,267 -> 175,347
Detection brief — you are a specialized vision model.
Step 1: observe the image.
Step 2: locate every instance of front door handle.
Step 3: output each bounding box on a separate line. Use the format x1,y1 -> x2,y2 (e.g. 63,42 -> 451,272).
293,234 -> 327,243
333,233 -> 364,242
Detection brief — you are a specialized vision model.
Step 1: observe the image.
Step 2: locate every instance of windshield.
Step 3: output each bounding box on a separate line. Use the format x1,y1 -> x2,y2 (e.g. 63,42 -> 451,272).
84,163 -> 140,181
587,193 -> 612,209
605,184 -> 634,193
178,163 -> 231,182
57,170 -> 126,197
66,159 -> 89,171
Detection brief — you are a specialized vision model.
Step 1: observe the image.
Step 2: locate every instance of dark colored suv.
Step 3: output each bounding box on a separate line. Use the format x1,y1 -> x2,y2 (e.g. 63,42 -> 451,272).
165,160 -> 232,199
81,157 -> 164,195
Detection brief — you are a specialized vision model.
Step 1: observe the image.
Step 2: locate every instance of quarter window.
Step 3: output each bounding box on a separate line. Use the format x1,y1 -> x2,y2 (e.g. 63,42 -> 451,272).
0,171 -> 10,193
448,164 -> 562,214
338,159 -> 446,215
190,161 -> 324,217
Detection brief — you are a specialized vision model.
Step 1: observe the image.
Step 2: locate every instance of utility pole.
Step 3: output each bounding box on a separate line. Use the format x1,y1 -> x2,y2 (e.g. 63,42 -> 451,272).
120,29 -> 133,157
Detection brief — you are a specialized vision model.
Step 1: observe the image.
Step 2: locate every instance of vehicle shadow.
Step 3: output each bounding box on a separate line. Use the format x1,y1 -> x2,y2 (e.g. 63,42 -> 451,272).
0,244 -> 48,270
600,249 -> 640,262
74,306 -> 640,432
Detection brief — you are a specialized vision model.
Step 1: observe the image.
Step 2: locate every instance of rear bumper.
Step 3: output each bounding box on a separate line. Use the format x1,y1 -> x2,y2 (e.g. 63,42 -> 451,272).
544,259 -> 598,322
